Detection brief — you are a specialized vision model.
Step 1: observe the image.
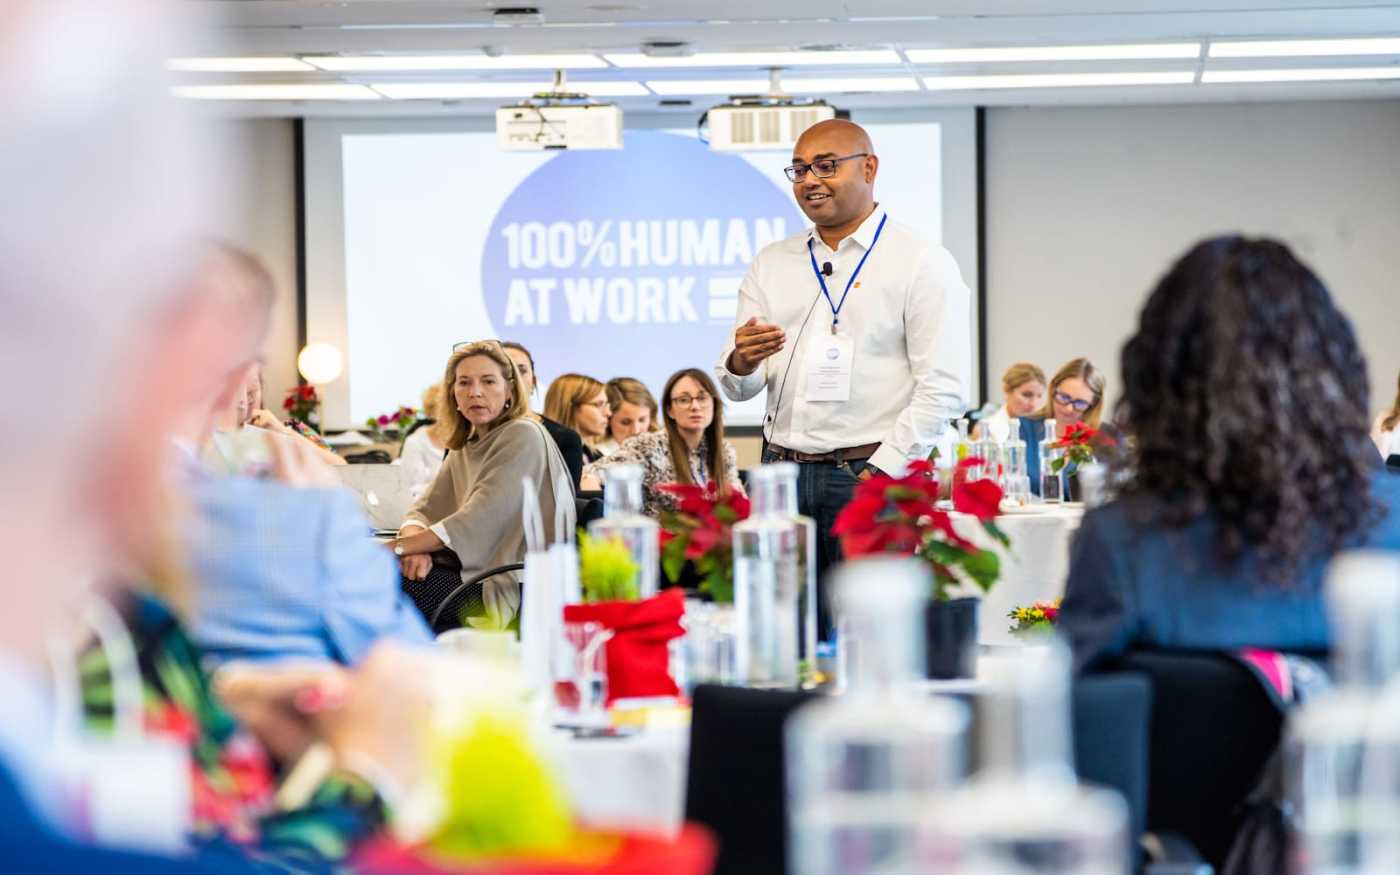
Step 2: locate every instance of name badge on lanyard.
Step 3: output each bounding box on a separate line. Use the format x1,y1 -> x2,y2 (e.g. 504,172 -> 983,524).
803,213 -> 886,403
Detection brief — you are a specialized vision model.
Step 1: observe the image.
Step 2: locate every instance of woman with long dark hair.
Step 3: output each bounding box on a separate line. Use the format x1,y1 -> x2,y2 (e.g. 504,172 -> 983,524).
1060,236 -> 1400,672
582,367 -> 743,518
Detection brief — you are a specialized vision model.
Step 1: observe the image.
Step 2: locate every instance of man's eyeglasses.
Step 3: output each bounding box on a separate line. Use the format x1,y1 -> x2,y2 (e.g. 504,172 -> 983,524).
671,392 -> 713,408
1054,391 -> 1095,413
783,153 -> 869,183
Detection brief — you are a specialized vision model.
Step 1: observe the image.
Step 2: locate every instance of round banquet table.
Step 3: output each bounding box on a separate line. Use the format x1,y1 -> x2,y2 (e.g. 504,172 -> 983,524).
544,726 -> 691,835
949,504 -> 1085,645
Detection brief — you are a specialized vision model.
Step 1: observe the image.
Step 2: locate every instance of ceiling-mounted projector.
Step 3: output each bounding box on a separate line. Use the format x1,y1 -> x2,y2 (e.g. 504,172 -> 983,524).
701,70 -> 837,151
496,70 -> 622,151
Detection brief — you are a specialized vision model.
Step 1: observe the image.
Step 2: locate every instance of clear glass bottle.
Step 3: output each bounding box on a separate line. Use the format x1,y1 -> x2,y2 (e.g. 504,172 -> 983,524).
955,418 -> 972,461
1003,418 -> 1031,505
920,643 -> 1129,875
585,463 -> 659,598
732,463 -> 816,689
1288,551 -> 1400,875
1038,419 -> 1063,503
786,557 -> 970,875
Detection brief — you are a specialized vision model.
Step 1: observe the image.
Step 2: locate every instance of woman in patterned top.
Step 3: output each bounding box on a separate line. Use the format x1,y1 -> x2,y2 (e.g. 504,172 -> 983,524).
582,368 -> 744,519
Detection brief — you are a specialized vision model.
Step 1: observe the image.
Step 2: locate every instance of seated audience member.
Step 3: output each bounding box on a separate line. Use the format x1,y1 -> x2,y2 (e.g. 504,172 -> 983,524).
502,341 -> 585,490
1373,371 -> 1400,460
1059,236 -> 1400,673
973,362 -> 1046,441
181,245 -> 431,665
596,377 -> 659,456
583,369 -> 743,518
394,341 -> 574,626
241,362 -> 346,466
544,373 -> 612,464
0,10 -> 433,868
1020,357 -> 1106,495
399,383 -> 450,495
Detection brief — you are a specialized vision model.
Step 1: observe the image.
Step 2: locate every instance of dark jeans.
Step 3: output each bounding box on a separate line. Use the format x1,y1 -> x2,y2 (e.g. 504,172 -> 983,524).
762,448 -> 872,642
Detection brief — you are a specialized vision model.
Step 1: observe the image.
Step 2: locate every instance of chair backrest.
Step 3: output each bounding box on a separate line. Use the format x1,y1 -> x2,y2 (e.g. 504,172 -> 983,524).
1118,650 -> 1285,870
427,562 -> 525,634
684,684 -> 816,875
1069,673 -> 1153,855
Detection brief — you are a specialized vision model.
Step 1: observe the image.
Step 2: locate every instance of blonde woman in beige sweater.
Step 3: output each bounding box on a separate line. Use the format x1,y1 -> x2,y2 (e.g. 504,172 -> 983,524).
389,340 -> 573,628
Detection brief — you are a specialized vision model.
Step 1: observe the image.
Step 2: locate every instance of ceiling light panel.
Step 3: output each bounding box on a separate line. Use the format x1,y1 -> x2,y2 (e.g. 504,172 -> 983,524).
921,71 -> 1195,90
168,57 -> 315,73
1202,67 -> 1400,83
645,77 -> 918,95
171,84 -> 381,100
1210,38 -> 1400,58
606,50 -> 901,68
306,54 -> 608,71
371,81 -> 651,99
908,43 -> 1201,63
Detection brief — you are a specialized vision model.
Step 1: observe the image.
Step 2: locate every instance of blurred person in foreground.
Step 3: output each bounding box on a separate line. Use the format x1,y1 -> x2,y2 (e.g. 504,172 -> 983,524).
178,244 -> 431,666
1060,237 -> 1400,673
0,3 -> 436,870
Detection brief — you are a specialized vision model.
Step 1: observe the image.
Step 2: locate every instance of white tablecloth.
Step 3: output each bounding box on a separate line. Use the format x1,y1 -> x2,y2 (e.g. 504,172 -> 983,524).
545,727 -> 690,835
950,506 -> 1085,645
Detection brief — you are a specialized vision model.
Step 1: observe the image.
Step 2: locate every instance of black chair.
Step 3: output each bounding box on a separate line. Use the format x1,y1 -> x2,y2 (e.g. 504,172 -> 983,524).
684,685 -> 817,875
423,562 -> 525,634
1070,673 -> 1153,867
1114,650 -> 1287,871
575,494 -> 604,529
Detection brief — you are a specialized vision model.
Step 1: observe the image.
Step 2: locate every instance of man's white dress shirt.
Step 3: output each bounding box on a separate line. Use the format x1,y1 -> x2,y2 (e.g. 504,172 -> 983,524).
715,208 -> 971,477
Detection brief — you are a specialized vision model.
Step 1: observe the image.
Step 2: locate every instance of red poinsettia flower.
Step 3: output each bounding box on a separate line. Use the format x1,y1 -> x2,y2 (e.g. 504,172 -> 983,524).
927,510 -> 979,552
840,519 -> 923,557
906,459 -> 936,479
831,492 -> 888,537
299,384 -> 316,400
1040,601 -> 1061,622
953,476 -> 1003,523
282,396 -> 294,411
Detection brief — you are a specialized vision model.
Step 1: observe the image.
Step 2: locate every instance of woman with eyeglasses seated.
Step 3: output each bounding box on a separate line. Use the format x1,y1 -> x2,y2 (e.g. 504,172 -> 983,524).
392,341 -> 574,629
501,341 -> 585,490
544,373 -> 611,465
1019,357 -> 1107,496
581,368 -> 743,519
596,376 -> 659,457
1060,236 -> 1400,674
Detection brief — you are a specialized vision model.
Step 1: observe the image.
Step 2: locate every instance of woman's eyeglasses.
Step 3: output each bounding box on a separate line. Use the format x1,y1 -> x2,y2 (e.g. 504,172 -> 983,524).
671,392 -> 713,408
1054,391 -> 1095,413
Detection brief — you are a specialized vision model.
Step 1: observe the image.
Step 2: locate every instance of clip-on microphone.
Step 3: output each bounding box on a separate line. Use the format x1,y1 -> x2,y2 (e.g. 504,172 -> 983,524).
821,261 -> 833,277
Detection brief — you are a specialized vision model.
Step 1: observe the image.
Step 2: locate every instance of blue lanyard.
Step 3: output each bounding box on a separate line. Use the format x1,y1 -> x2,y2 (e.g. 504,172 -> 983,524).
807,212 -> 887,334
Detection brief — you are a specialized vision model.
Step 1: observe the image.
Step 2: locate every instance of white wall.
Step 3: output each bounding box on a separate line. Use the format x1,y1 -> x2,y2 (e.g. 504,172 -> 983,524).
985,99 -> 1400,416
216,118 -> 300,408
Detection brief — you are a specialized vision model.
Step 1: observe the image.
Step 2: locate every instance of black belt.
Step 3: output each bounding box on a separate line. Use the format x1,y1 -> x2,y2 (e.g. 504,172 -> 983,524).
767,442 -> 880,464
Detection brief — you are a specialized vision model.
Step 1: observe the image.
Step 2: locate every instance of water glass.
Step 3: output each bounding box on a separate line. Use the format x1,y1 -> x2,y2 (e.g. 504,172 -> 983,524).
554,621 -> 610,727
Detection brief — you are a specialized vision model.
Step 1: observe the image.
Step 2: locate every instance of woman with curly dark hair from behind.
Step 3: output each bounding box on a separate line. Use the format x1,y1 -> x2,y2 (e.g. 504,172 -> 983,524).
1059,236 -> 1400,673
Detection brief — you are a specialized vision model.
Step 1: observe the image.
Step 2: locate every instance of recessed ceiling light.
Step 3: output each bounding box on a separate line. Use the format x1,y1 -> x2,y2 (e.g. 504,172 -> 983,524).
607,50 -> 901,68
370,81 -> 651,99
170,84 -> 381,100
908,43 -> 1201,63
168,57 -> 315,73
1209,37 -> 1400,58
921,71 -> 1195,90
1202,66 -> 1400,83
305,54 -> 607,71
646,77 -> 918,95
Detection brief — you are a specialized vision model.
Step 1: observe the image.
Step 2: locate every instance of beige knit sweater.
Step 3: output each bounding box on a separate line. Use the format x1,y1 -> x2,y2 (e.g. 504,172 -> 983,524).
403,416 -> 574,622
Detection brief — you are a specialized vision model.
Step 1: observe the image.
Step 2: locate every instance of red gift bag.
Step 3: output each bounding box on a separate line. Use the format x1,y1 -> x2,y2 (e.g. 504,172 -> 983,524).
562,589 -> 685,704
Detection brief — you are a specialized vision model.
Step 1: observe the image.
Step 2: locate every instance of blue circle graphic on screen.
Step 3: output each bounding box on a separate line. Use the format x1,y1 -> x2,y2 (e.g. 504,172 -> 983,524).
481,131 -> 803,400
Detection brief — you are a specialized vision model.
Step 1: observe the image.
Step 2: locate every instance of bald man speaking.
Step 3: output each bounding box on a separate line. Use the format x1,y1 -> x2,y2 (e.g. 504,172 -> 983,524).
716,120 -> 971,633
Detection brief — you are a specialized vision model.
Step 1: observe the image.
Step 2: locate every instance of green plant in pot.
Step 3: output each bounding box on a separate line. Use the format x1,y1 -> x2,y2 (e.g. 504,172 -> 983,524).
833,458 -> 1010,679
